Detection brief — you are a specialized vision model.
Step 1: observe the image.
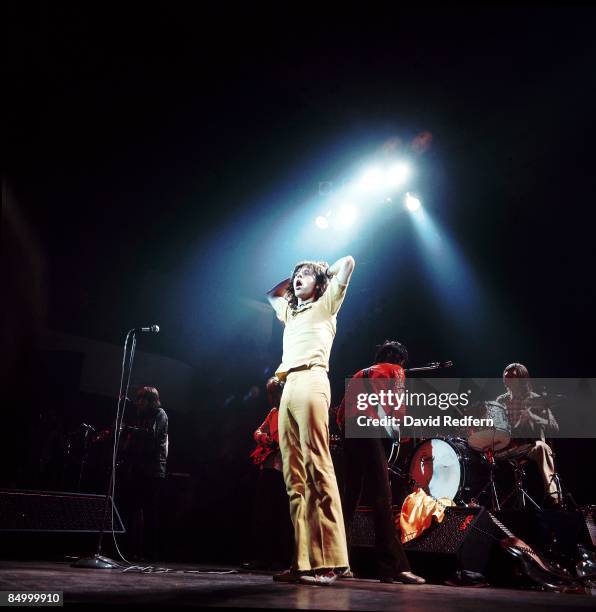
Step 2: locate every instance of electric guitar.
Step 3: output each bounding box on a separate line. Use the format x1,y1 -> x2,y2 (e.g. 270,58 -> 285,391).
488,512 -> 584,592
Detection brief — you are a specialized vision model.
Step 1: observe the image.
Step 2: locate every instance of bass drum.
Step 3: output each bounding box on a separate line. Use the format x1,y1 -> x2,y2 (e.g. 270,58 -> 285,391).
407,438 -> 489,504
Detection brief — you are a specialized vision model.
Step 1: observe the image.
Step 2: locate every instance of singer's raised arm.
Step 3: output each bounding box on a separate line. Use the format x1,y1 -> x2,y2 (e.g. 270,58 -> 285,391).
326,256 -> 355,286
267,277 -> 291,323
266,277 -> 291,306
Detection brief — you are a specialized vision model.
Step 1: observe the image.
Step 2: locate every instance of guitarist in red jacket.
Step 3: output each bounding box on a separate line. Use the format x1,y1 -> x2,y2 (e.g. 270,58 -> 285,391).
250,379 -> 283,471
244,377 -> 293,570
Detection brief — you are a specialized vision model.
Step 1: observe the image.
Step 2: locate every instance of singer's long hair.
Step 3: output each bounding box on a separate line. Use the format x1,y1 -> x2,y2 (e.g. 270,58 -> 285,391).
285,261 -> 330,310
136,386 -> 161,410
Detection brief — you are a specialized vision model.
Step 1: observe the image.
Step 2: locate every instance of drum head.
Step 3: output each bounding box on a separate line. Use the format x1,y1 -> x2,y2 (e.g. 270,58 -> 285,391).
408,439 -> 461,501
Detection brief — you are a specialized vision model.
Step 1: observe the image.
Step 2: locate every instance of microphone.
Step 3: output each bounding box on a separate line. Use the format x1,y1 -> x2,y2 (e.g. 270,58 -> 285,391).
133,325 -> 160,333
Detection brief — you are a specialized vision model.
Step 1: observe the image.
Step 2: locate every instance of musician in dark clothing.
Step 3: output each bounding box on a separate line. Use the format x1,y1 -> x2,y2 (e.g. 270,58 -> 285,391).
337,341 -> 424,584
120,386 -> 168,561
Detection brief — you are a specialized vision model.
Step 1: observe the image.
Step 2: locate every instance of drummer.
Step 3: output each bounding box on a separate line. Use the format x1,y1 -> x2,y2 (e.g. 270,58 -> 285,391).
494,363 -> 562,507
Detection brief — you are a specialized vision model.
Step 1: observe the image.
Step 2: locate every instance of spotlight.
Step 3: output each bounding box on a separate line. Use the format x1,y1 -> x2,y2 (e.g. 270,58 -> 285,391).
386,162 -> 410,187
405,192 -> 421,212
337,204 -> 357,227
315,215 -> 329,229
358,167 -> 384,191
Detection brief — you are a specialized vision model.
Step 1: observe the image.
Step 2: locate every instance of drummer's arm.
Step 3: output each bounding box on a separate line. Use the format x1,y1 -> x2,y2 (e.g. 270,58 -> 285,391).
545,408 -> 559,433
525,408 -> 557,431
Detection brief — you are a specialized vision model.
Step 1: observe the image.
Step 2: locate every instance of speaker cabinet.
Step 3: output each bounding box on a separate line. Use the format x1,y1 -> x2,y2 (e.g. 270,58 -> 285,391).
0,489 -> 124,533
404,506 -> 497,579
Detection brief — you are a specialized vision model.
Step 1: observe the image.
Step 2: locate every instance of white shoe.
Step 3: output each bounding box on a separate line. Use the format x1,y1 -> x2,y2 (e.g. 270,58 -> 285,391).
299,570 -> 338,586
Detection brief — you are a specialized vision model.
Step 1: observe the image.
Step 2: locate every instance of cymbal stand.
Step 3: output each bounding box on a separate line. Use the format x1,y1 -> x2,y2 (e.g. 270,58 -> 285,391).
499,458 -> 541,511
472,448 -> 501,511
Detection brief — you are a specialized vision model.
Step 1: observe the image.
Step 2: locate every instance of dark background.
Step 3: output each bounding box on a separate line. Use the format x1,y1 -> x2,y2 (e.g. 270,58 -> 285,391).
2,5 -> 596,562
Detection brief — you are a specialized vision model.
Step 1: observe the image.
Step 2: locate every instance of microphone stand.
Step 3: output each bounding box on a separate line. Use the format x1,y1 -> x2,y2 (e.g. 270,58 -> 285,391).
405,360 -> 453,374
77,424 -> 94,492
72,329 -> 138,569
402,361 -> 454,443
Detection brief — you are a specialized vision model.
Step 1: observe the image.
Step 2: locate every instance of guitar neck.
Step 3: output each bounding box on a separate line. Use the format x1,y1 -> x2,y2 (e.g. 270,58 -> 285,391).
487,511 -> 516,538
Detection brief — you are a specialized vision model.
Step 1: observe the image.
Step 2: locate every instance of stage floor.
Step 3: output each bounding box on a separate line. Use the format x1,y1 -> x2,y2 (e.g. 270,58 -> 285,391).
0,560 -> 595,610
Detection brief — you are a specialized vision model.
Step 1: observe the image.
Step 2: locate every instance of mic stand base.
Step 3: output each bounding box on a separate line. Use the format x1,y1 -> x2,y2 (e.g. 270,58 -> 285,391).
71,554 -> 121,569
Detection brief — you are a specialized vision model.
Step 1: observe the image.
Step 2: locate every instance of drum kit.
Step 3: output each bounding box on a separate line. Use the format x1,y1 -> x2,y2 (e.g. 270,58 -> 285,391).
391,398 -> 565,511
389,361 -> 512,508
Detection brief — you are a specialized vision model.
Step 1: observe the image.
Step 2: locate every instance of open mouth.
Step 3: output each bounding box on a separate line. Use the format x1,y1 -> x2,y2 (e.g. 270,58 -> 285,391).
295,280 -> 303,289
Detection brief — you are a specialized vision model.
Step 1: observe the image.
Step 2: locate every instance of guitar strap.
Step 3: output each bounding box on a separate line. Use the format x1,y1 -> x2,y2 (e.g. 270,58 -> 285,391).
360,368 -> 401,462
